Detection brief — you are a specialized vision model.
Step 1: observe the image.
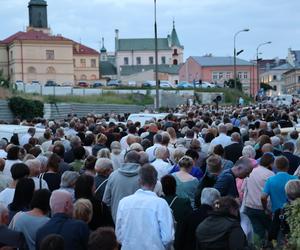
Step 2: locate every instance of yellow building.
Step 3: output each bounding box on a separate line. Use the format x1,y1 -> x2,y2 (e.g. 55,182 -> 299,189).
0,0 -> 99,86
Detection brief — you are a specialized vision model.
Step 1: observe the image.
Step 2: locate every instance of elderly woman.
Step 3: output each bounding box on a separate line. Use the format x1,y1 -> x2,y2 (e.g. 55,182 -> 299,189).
59,171 -> 80,202
94,158 -> 114,201
92,133 -> 108,157
110,141 -> 123,170
97,148 -> 111,159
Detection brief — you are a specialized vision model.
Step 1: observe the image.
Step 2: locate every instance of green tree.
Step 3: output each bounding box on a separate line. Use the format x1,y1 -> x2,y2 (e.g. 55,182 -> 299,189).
260,82 -> 274,91
224,78 -> 242,91
0,69 -> 10,88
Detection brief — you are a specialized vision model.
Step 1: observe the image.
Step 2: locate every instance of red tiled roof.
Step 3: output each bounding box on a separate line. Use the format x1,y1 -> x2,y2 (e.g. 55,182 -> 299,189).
1,30 -> 72,44
73,42 -> 99,55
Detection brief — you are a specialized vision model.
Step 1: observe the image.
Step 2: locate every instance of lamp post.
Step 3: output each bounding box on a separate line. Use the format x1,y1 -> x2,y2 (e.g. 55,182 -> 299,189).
256,41 -> 272,92
233,28 -> 249,89
154,0 -> 159,110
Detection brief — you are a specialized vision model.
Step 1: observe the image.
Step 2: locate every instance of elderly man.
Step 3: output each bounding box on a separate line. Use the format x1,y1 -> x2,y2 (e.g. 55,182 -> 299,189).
151,146 -> 172,180
214,157 -> 253,197
178,188 -> 221,250
116,164 -> 174,250
0,203 -> 26,248
146,133 -> 163,162
103,150 -> 141,222
224,132 -> 244,164
25,159 -> 49,190
36,190 -> 89,250
94,158 -> 114,201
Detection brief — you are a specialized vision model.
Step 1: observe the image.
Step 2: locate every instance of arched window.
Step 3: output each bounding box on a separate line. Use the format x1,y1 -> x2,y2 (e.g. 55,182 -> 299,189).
27,66 -> 36,74
47,66 -> 56,74
80,74 -> 87,80
173,59 -> 178,65
91,74 -> 97,80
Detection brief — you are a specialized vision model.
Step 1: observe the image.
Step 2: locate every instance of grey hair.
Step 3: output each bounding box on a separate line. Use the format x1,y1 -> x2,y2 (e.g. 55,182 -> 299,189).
0,139 -> 7,149
124,150 -> 141,164
70,136 -> 81,148
97,148 -> 111,159
60,171 -> 80,188
155,146 -> 167,159
95,158 -> 113,172
129,143 -> 143,152
242,145 -> 256,159
201,188 -> 221,206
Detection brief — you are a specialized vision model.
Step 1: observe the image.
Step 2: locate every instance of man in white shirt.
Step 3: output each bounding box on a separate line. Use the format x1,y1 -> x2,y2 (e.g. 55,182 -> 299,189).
20,127 -> 36,146
208,124 -> 232,153
146,134 -> 163,162
0,139 -> 7,159
116,164 -> 174,250
120,125 -> 137,151
151,146 -> 172,180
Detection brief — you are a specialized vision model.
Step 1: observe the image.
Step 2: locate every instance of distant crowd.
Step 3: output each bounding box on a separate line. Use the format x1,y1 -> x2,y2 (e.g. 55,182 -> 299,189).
0,103 -> 300,249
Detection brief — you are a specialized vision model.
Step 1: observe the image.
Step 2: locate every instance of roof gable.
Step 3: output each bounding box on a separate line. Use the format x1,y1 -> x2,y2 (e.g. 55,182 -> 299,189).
73,42 -> 99,55
191,56 -> 252,66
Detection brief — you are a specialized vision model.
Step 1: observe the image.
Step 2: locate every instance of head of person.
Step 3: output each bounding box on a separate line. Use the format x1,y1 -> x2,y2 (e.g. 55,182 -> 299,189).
258,135 -> 271,147
97,148 -> 111,159
28,127 -> 36,137
189,139 -> 201,152
178,156 -> 194,173
231,132 -> 241,143
290,130 -> 299,140
161,175 -> 176,196
84,155 -> 97,172
274,156 -> 289,172
206,155 -> 222,176
176,137 -> 187,148
10,163 -> 30,181
60,171 -> 80,188
52,144 -> 65,158
88,227 -> 118,250
204,132 -> 215,144
0,139 -> 7,151
95,158 -> 113,177
124,150 -> 141,164
218,124 -> 227,135
232,157 -> 253,179
167,127 -> 176,139
6,145 -> 20,160
73,198 -> 93,223
70,136 -> 82,148
155,146 -> 168,161
260,153 -> 275,170
73,146 -> 86,160
96,133 -> 107,145
110,141 -> 121,155
129,143 -> 143,152
285,180 -> 300,201
25,159 -> 41,177
10,178 -> 35,211
139,164 -> 158,191
242,145 -> 256,159
161,132 -> 170,146
0,203 -> 9,225
283,141 -> 295,153
84,133 -> 95,147
74,174 -> 94,200
201,188 -> 221,207
185,149 -> 199,163
30,189 -> 51,215
139,152 -> 149,165
50,190 -> 73,216
185,129 -> 195,139
173,148 -> 186,164
46,153 -> 61,173
56,127 -> 65,138
213,196 -> 240,217
213,144 -> 225,158
153,133 -> 163,145
261,143 -> 273,154
40,234 -> 64,250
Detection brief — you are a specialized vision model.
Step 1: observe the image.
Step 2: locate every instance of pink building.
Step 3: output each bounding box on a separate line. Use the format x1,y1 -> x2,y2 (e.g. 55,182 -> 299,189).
179,56 -> 258,96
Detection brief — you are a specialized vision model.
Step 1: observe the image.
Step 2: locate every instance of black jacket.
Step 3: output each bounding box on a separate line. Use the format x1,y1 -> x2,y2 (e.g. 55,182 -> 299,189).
224,142 -> 244,164
195,173 -> 218,208
282,151 -> 300,174
196,212 -> 248,250
0,225 -> 27,249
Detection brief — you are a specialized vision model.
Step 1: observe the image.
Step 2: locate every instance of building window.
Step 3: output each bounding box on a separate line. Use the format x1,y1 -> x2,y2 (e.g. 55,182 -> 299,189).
46,50 -> 54,60
80,74 -> 87,80
136,57 -> 141,65
47,67 -> 56,74
273,75 -> 277,80
10,51 -> 13,60
219,72 -> 224,79
91,59 -> 96,68
124,57 -> 129,65
161,56 -> 166,64
73,59 -> 76,67
10,68 -> 13,75
212,72 -> 218,80
226,72 -> 231,79
173,59 -> 178,65
173,49 -> 178,56
28,66 -> 37,74
238,72 -> 242,79
149,57 -> 154,65
80,59 -> 86,68
243,72 -> 248,79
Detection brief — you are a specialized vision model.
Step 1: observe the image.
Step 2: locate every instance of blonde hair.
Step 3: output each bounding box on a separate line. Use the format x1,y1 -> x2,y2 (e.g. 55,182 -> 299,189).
96,133 -> 107,144
97,148 -> 111,159
73,198 -> 93,223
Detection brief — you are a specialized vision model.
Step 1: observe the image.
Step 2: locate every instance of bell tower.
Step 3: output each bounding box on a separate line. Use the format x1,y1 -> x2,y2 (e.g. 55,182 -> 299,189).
28,0 -> 48,29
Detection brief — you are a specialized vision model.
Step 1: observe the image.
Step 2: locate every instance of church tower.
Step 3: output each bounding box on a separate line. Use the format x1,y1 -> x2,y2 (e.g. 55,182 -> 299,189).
28,0 -> 48,31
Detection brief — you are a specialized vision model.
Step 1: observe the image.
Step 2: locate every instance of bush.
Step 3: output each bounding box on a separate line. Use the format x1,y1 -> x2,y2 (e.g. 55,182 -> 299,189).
8,96 -> 44,119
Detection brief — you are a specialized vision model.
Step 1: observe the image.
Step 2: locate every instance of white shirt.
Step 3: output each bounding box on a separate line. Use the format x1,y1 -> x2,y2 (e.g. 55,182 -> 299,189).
3,159 -> 22,178
208,133 -> 232,153
0,149 -> 7,159
146,144 -> 162,162
151,159 -> 173,180
120,135 -> 129,151
41,140 -> 52,153
31,177 -> 49,190
0,188 -> 15,207
20,133 -> 32,146
116,189 -> 174,250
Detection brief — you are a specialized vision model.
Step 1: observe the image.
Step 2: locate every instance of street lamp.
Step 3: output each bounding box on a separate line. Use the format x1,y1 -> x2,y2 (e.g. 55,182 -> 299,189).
154,0 -> 159,110
256,41 -> 272,92
233,28 -> 250,89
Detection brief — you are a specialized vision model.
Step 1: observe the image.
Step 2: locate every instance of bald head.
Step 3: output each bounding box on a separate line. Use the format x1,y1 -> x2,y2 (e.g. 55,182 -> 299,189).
50,190 -> 73,216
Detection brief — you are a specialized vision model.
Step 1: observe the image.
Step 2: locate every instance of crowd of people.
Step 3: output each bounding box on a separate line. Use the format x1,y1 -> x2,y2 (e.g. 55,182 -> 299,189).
0,103 -> 300,249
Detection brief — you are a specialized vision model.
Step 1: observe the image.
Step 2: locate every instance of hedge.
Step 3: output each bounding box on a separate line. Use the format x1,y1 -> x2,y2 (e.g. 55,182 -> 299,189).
8,96 -> 44,120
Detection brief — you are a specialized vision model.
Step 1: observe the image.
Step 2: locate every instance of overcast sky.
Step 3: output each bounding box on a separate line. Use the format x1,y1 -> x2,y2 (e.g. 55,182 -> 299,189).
1,0 -> 298,61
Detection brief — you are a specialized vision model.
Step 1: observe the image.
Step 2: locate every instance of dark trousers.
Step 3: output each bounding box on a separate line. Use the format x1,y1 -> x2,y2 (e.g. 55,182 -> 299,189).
244,206 -> 271,240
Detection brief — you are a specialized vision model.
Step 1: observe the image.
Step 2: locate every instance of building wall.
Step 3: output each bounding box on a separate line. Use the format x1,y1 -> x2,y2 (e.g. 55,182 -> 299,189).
8,40 -> 74,84
0,45 -> 9,78
284,70 -> 300,94
260,69 -> 287,96
73,55 -> 100,83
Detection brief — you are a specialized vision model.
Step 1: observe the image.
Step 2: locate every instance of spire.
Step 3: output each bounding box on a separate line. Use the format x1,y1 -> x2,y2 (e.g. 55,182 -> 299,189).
28,0 -> 48,29
170,19 -> 181,47
100,37 -> 107,53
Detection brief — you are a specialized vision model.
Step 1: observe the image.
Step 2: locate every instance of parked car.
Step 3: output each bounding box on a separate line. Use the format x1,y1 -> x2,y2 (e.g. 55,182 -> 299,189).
77,81 -> 89,88
107,80 -> 121,87
177,81 -> 194,89
196,81 -> 216,88
142,81 -> 156,88
45,80 -> 58,86
15,80 -> 24,87
160,81 -> 175,88
128,81 -> 137,87
31,80 -> 40,86
127,113 -> 169,126
92,82 -> 104,88
61,81 -> 73,87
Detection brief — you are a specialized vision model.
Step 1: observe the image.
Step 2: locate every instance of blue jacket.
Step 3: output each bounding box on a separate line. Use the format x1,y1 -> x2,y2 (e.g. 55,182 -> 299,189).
36,213 -> 89,250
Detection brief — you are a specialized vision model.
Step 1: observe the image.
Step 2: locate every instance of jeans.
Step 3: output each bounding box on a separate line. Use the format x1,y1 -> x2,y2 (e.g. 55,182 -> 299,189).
244,206 -> 271,240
